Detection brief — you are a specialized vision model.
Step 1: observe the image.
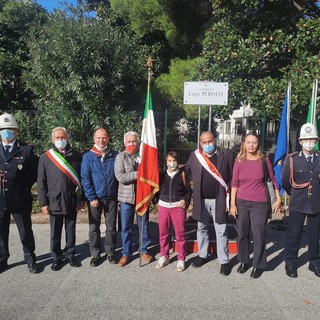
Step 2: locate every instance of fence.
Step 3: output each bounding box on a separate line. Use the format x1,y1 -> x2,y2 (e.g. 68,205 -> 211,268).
1,109 -> 292,166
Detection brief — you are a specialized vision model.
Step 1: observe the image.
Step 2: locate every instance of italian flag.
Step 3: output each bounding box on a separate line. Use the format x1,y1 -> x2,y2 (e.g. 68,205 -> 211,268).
307,79 -> 318,151
135,86 -> 159,216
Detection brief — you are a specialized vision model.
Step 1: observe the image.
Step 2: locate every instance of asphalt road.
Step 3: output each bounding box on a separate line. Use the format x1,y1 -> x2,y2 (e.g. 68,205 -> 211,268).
0,222 -> 320,320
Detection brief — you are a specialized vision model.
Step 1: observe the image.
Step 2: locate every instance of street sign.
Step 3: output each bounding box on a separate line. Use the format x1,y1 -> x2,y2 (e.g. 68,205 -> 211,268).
183,81 -> 228,105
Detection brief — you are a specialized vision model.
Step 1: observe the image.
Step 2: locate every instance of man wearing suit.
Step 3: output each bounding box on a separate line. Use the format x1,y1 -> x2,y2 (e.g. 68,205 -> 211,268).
0,113 -> 39,274
282,123 -> 320,278
37,127 -> 82,271
185,131 -> 234,275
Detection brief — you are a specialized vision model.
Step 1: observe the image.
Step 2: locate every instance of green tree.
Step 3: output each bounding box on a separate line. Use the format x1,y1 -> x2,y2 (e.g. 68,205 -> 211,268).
198,0 -> 320,121
109,0 -> 212,57
23,6 -> 148,149
0,0 -> 47,110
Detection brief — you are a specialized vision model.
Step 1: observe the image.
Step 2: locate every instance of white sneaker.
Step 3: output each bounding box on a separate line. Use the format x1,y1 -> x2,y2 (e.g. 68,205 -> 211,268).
177,260 -> 185,272
155,256 -> 169,269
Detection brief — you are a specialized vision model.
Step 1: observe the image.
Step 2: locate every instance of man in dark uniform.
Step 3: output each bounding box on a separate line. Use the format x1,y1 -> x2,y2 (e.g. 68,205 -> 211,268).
37,127 -> 83,271
185,131 -> 234,276
0,113 -> 39,274
282,123 -> 320,278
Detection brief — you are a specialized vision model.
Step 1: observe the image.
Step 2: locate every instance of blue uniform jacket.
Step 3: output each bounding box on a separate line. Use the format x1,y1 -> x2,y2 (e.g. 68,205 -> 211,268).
81,148 -> 118,201
0,140 -> 38,212
282,151 -> 320,214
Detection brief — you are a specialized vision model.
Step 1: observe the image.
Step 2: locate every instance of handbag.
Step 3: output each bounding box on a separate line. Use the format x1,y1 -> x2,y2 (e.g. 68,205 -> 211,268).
262,156 -> 276,218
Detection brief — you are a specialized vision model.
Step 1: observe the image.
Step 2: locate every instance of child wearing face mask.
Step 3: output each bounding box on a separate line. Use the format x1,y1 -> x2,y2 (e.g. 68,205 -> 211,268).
154,151 -> 192,272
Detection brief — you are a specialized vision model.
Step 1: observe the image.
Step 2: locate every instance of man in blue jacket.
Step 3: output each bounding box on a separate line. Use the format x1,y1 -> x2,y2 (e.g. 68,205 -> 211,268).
81,128 -> 118,267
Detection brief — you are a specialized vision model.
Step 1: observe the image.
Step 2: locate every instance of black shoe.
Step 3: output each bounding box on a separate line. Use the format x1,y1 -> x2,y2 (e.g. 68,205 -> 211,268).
51,260 -> 63,271
67,257 -> 81,267
308,264 -> 320,277
285,264 -> 298,278
237,263 -> 250,274
220,263 -> 231,276
106,254 -> 117,264
250,268 -> 263,279
90,256 -> 100,267
28,262 -> 40,274
0,262 -> 8,274
191,256 -> 207,268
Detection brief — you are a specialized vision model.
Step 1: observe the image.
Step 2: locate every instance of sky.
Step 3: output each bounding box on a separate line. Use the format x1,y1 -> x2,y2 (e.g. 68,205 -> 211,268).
35,0 -> 78,12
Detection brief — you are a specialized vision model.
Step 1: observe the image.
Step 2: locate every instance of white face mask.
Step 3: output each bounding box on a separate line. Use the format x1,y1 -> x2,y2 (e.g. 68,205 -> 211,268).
54,139 -> 67,150
302,141 -> 315,152
167,161 -> 178,171
94,144 -> 108,151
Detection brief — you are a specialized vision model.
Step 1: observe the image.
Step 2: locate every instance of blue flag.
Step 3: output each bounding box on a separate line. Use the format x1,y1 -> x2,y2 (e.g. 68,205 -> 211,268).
273,91 -> 289,196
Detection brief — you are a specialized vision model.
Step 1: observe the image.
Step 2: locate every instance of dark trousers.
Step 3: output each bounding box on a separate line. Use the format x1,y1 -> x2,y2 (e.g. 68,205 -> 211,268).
88,199 -> 117,257
236,199 -> 269,269
49,213 -> 76,261
0,210 -> 36,265
285,210 -> 320,267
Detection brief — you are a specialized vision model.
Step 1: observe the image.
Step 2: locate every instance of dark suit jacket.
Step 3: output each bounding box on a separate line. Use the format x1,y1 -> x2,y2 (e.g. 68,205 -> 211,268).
0,140 -> 38,212
282,151 -> 320,214
185,148 -> 234,224
37,144 -> 82,216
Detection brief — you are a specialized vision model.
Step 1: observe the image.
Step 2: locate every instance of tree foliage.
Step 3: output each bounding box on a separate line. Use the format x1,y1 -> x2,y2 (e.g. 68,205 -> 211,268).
109,0 -> 212,57
23,6 -> 148,149
198,0 -> 320,121
0,0 -> 47,110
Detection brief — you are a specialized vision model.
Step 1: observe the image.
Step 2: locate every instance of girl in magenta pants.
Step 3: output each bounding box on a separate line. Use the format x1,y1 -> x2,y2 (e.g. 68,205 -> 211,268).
155,151 -> 192,271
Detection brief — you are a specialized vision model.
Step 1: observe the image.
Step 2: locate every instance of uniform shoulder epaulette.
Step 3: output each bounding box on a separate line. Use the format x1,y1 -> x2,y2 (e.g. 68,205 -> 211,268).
285,151 -> 298,159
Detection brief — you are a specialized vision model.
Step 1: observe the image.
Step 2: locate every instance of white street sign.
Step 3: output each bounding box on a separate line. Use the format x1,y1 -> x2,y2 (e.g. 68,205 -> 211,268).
184,81 -> 228,105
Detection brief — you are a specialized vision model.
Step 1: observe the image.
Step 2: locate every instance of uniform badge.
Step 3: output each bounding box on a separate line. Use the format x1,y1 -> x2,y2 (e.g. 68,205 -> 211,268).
17,164 -> 23,170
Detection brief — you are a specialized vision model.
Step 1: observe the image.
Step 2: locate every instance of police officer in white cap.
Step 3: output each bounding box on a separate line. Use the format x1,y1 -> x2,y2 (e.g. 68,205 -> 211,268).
0,113 -> 40,274
282,123 -> 320,278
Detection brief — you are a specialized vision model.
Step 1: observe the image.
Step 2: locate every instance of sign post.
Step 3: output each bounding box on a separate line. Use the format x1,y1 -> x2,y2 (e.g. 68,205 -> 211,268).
184,81 -> 229,145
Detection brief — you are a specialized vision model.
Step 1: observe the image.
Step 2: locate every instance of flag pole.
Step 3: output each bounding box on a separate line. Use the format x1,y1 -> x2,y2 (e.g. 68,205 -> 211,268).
284,82 -> 291,218
313,79 -> 318,124
139,57 -> 153,267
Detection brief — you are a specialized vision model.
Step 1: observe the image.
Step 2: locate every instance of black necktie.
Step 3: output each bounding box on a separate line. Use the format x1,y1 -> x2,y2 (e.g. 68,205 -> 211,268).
307,156 -> 312,170
4,145 -> 10,157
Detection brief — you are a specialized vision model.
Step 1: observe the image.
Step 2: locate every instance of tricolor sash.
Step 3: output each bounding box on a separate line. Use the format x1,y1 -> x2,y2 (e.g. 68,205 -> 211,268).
195,148 -> 230,209
46,148 -> 81,198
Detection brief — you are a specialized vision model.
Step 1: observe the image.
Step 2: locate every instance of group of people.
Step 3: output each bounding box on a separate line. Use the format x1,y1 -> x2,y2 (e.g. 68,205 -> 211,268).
1,112 -> 320,279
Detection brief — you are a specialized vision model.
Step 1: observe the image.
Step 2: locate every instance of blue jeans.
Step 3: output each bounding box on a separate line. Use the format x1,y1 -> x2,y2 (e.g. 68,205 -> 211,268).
119,202 -> 151,256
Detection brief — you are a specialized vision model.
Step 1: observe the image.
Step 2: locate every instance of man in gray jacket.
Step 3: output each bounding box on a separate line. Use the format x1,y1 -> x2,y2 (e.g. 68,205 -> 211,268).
114,131 -> 154,267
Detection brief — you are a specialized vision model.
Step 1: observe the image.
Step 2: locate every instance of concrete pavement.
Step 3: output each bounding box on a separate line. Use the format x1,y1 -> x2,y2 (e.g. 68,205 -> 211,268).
0,221 -> 320,320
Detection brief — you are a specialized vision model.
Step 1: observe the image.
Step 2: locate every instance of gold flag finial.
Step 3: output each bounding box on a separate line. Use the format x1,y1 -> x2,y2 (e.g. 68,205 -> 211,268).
147,56 -> 154,80
147,56 -> 153,68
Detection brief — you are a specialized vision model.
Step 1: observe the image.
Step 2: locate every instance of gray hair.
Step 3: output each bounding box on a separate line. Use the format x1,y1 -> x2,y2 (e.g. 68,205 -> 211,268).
51,127 -> 69,139
124,131 -> 139,145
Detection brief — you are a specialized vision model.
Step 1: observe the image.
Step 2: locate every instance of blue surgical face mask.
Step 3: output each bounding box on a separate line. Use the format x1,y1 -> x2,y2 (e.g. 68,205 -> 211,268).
1,129 -> 15,141
54,139 -> 67,150
202,143 -> 215,154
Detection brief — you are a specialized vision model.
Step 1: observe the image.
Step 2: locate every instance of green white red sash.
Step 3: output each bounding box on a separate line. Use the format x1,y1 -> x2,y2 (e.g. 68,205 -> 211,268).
195,148 -> 230,209
46,148 -> 81,196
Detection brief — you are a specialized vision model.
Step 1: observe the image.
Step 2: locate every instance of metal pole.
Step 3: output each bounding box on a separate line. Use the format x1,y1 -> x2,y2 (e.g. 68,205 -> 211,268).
208,106 -> 212,131
139,56 -> 153,267
313,79 -> 318,122
261,108 -> 266,153
139,214 -> 144,267
163,109 -> 168,170
197,105 -> 201,148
